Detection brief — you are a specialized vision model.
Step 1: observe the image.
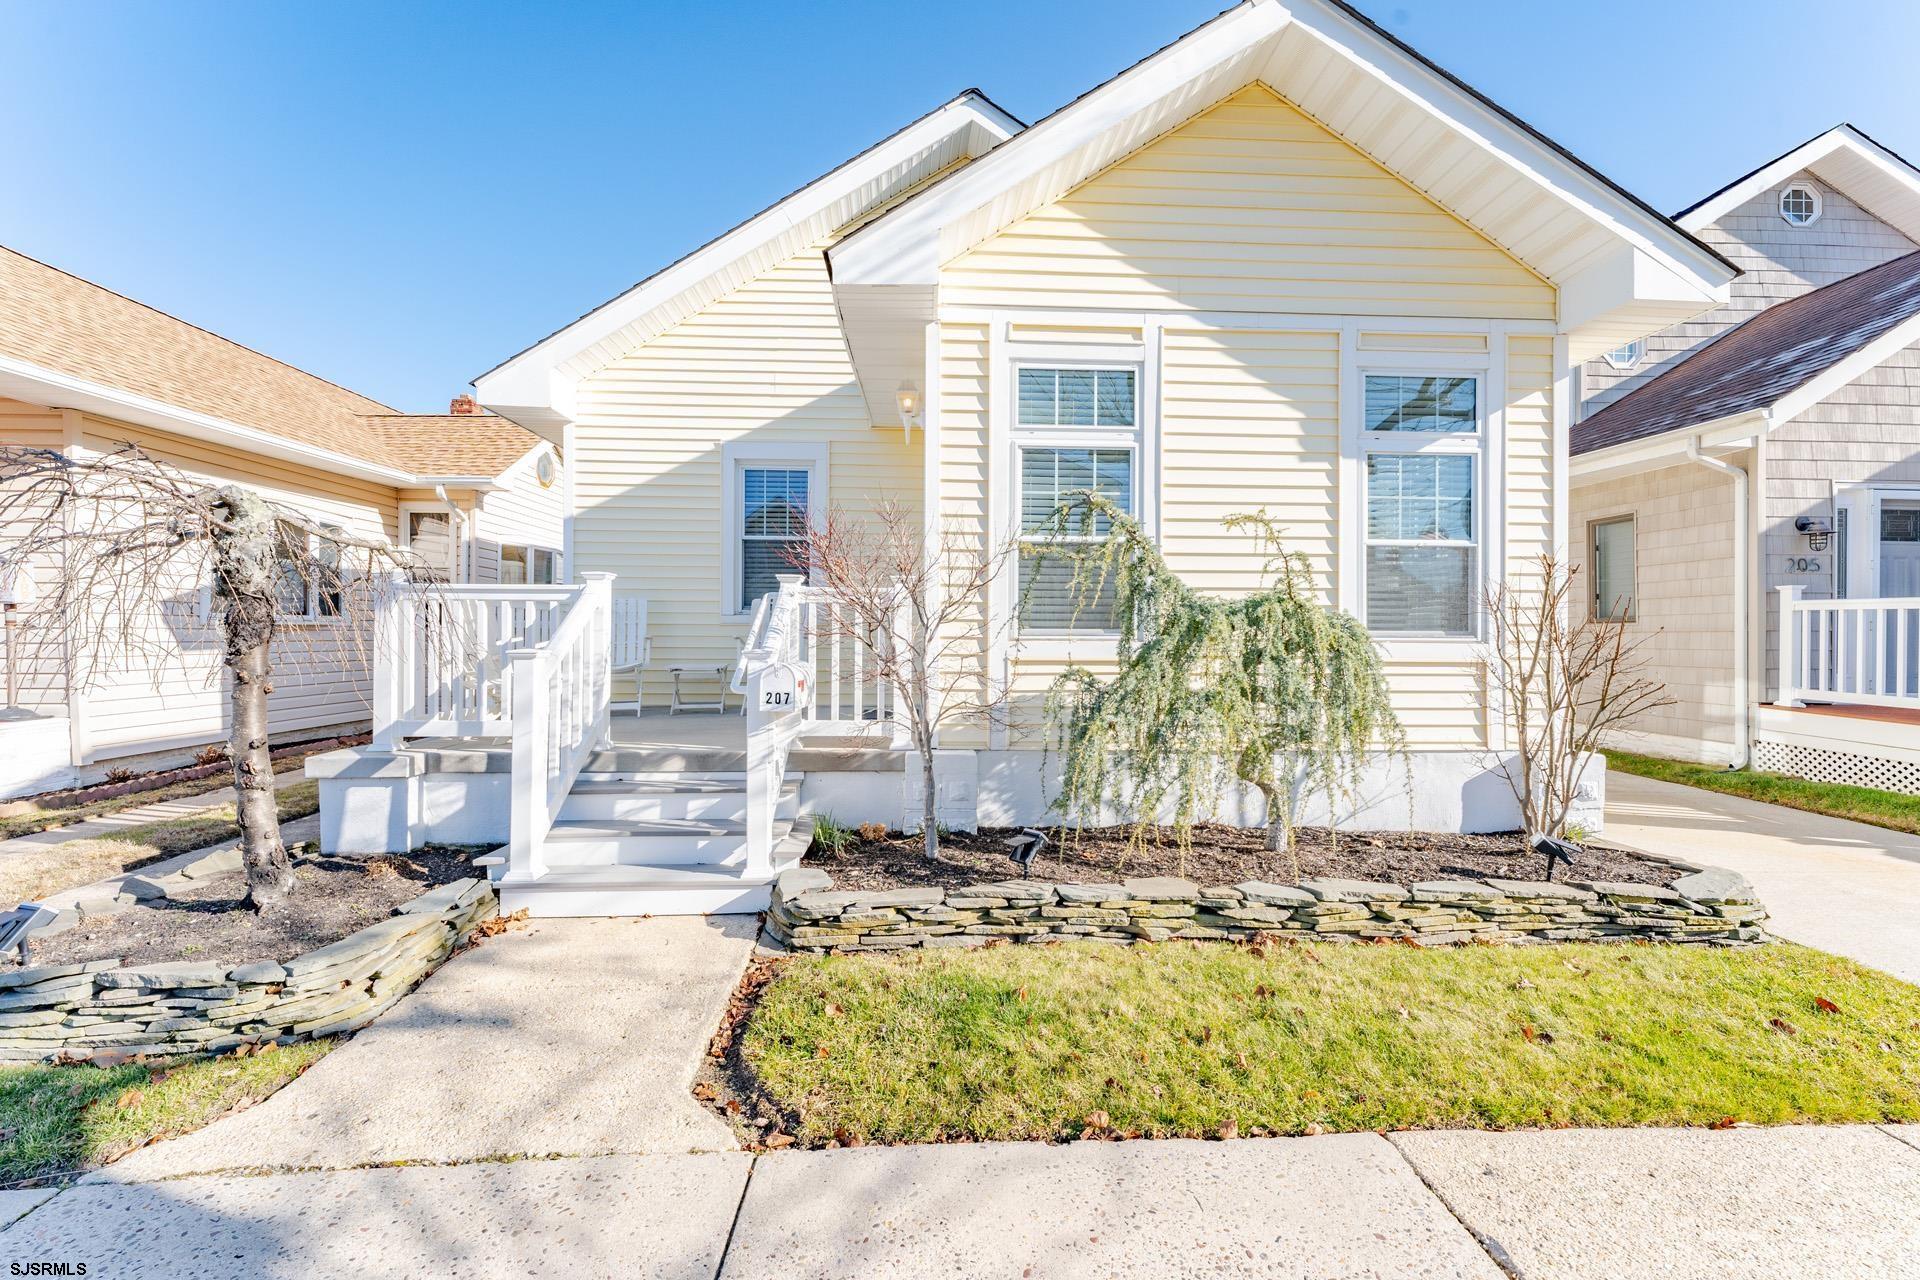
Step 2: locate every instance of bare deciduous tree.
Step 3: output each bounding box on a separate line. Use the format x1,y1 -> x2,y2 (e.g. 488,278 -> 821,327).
1483,554 -> 1674,840
791,499 -> 1018,859
0,444 -> 431,909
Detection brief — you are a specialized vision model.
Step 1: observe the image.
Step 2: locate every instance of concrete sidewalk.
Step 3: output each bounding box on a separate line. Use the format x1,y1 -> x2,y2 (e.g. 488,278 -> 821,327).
8,1126 -> 1920,1278
1604,769 -> 1920,983
0,767 -> 308,859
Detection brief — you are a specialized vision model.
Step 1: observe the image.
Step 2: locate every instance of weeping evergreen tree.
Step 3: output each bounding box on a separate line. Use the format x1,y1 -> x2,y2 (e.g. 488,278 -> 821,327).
1039,494 -> 1402,856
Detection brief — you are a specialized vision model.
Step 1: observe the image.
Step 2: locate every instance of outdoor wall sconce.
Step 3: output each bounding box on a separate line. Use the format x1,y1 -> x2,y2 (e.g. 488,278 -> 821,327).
895,383 -> 922,442
1795,514 -> 1833,552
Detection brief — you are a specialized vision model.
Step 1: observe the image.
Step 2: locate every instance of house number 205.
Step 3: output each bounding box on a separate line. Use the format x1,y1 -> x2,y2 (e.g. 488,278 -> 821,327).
1786,557 -> 1822,573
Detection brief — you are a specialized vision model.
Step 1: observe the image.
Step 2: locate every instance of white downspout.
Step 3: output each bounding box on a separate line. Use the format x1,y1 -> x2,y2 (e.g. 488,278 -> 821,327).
432,484 -> 470,584
1685,438 -> 1750,769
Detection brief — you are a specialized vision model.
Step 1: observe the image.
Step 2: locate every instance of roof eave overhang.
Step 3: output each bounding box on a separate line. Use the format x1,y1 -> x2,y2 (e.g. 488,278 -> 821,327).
1677,126 -> 1920,239
828,0 -> 1733,398
473,93 -> 1023,437
0,354 -> 424,488
1570,410 -> 1769,483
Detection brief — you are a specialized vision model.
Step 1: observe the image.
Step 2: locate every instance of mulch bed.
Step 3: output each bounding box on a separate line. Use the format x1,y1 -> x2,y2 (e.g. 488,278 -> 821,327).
19,847 -> 482,970
810,824 -> 1681,891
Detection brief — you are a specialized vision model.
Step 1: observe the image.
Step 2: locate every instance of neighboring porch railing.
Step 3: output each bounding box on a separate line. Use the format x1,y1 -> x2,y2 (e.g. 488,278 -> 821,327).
507,573 -> 616,881
1778,585 -> 1920,709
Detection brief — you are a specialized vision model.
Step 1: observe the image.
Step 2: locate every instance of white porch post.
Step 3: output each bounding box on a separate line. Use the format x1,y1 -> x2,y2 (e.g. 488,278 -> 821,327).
507,645 -> 549,881
372,588 -> 402,751
1777,585 -> 1805,708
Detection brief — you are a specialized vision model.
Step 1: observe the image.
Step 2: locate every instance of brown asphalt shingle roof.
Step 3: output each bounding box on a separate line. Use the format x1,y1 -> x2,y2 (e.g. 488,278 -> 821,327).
1573,248 -> 1920,455
0,245 -> 538,479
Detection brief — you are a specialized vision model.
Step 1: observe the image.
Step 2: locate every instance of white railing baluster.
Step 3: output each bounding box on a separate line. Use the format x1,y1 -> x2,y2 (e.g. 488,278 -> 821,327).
1774,588 -> 1920,711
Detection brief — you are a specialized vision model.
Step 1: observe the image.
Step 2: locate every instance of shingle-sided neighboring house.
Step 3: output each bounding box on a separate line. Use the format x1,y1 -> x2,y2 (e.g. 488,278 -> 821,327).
0,247 -> 565,797
306,0 -> 1743,916
1569,126 -> 1920,786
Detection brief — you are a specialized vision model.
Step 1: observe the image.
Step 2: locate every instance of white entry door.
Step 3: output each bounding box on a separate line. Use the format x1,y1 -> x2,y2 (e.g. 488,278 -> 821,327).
1880,500 -> 1920,597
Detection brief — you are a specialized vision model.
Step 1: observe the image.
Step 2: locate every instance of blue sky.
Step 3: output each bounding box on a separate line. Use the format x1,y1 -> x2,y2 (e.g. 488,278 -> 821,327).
3,1 -> 1916,412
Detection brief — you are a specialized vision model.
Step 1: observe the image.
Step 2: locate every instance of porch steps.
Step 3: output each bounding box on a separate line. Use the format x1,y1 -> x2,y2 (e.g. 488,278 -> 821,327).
495,857 -> 802,917
542,817 -> 799,868
560,778 -> 798,823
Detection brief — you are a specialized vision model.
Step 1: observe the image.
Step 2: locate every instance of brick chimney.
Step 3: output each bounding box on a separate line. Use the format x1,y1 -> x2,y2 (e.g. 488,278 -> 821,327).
449,393 -> 480,415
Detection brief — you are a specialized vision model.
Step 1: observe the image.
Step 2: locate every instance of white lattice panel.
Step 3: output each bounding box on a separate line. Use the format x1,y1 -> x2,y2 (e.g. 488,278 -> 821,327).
1753,737 -> 1920,796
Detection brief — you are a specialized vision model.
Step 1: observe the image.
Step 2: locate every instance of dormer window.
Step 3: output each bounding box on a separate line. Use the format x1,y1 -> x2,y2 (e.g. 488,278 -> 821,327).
1780,183 -> 1822,226
1603,341 -> 1644,371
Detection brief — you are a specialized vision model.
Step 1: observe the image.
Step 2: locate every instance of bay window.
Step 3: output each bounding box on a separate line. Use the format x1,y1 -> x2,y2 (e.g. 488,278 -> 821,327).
1361,373 -> 1480,637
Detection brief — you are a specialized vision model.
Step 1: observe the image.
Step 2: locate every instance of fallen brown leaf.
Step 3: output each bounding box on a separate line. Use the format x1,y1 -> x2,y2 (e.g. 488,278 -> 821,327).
692,1083 -> 717,1102
1770,1018 -> 1799,1036
114,1088 -> 145,1111
1814,997 -> 1841,1015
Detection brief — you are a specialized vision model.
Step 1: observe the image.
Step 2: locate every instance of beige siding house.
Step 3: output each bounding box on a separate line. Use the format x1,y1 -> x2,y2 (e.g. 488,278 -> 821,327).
0,248 -> 563,797
328,0 -> 1742,915
1570,126 -> 1920,786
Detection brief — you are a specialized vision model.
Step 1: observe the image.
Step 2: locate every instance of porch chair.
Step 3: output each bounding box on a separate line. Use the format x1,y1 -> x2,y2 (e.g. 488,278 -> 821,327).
610,595 -> 650,713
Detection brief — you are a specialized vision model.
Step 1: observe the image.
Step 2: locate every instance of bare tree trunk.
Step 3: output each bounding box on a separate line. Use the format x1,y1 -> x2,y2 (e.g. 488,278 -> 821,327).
213,487 -> 296,909
920,749 -> 940,861
1259,783 -> 1287,852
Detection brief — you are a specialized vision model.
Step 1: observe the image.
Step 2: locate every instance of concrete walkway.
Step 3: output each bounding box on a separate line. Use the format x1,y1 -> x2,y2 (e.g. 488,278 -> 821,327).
1605,770 -> 1920,983
101,915 -> 757,1179
0,767 -> 307,859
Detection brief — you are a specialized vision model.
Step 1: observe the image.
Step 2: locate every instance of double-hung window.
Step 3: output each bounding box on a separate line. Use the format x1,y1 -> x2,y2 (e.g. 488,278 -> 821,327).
1013,366 -> 1138,634
1361,373 -> 1481,637
737,466 -> 810,613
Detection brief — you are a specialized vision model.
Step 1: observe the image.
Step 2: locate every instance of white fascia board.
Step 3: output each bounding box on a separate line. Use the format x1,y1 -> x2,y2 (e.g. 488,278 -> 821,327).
0,354 -> 421,487
1279,0 -> 1733,297
828,0 -> 1292,286
474,95 -> 1020,422
1771,309 -> 1920,425
1558,243 -> 1731,359
1677,126 -> 1920,232
1569,410 -> 1766,482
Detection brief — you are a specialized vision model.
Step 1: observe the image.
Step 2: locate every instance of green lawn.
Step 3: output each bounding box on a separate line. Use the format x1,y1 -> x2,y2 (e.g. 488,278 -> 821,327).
742,941 -> 1920,1144
0,1041 -> 331,1184
1606,749 -> 1920,835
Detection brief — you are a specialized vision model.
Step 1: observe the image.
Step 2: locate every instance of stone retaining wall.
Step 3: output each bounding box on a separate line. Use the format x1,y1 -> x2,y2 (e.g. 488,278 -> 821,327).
0,878 -> 497,1064
765,867 -> 1767,953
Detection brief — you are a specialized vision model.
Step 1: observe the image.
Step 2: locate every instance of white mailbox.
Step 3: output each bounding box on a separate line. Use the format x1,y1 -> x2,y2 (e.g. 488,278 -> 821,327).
755,661 -> 809,715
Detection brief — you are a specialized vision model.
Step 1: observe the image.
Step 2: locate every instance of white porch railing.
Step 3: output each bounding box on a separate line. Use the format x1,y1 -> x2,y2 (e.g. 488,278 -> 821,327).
372,584 -> 581,747
507,573 -> 616,881
791,585 -> 906,727
1778,585 -> 1920,709
740,576 -> 811,875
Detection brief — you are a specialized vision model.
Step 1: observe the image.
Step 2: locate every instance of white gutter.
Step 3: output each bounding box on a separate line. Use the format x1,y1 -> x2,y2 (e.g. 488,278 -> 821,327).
1685,438 -> 1751,769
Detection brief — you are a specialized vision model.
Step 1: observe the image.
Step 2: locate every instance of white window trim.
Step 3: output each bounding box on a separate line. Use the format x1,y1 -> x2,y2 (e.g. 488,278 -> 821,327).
720,441 -> 828,620
1779,182 -> 1823,226
1002,354 -> 1154,656
1345,350 -> 1497,646
398,501 -> 465,584
1589,514 -> 1637,623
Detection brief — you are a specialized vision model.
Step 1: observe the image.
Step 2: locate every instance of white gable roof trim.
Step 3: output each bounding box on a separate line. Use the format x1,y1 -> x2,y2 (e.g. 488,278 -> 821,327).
1676,124 -> 1920,238
475,90 -> 1023,438
829,0 -> 1736,364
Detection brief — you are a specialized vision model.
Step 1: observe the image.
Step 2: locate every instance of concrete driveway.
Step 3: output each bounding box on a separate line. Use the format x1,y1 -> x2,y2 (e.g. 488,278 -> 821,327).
1605,770 -> 1920,983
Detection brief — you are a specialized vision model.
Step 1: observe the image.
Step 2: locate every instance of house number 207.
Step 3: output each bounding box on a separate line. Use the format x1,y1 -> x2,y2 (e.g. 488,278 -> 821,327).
1786,557 -> 1822,573
763,691 -> 792,706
